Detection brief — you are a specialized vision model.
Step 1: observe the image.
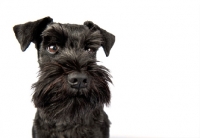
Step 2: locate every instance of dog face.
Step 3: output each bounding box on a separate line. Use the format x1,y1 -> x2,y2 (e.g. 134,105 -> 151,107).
13,17 -> 115,120
31,49 -> 112,120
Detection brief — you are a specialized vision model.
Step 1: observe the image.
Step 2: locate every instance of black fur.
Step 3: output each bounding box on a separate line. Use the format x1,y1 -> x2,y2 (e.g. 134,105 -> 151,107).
13,17 -> 115,138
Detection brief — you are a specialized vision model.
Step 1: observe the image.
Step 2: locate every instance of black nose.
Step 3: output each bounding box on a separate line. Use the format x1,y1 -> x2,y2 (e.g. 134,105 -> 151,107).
68,72 -> 88,89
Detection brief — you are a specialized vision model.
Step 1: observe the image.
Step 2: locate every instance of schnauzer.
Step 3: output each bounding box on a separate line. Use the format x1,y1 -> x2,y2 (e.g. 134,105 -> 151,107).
13,17 -> 115,138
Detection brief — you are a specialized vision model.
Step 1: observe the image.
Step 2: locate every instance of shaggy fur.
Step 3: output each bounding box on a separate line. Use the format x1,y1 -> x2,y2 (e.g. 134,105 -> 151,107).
13,17 -> 115,138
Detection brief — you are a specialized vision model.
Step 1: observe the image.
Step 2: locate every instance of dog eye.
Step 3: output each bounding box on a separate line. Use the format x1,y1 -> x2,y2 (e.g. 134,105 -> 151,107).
86,48 -> 95,53
47,45 -> 59,54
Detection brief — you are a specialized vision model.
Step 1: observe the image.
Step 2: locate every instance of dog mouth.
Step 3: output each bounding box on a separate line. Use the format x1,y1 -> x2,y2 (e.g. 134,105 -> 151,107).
68,86 -> 89,96
70,81 -> 88,89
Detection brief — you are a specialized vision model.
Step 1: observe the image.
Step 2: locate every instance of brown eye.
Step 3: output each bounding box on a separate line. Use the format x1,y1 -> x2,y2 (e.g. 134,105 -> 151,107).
47,45 -> 59,54
86,48 -> 95,53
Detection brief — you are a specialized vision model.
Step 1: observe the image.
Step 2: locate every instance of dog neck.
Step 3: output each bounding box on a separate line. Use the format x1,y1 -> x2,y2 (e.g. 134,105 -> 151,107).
35,105 -> 104,129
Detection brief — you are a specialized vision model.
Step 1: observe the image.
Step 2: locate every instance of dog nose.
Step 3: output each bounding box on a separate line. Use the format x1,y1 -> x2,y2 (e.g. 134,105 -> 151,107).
68,72 -> 88,89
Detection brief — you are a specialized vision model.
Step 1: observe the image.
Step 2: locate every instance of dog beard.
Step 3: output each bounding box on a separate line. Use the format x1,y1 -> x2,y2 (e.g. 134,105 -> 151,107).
32,50 -> 111,120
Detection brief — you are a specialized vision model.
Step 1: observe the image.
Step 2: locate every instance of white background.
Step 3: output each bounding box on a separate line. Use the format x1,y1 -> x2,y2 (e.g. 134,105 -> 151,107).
0,0 -> 199,138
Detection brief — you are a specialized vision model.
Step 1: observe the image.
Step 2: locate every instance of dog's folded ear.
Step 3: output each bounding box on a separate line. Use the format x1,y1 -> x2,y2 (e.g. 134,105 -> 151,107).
84,21 -> 115,57
13,17 -> 53,52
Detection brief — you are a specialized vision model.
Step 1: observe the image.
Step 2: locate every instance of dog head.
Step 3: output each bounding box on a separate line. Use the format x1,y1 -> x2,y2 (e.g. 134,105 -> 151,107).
13,17 -> 115,119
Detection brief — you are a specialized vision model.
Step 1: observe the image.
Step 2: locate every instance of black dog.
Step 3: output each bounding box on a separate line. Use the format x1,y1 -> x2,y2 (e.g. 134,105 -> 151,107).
13,17 -> 115,138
